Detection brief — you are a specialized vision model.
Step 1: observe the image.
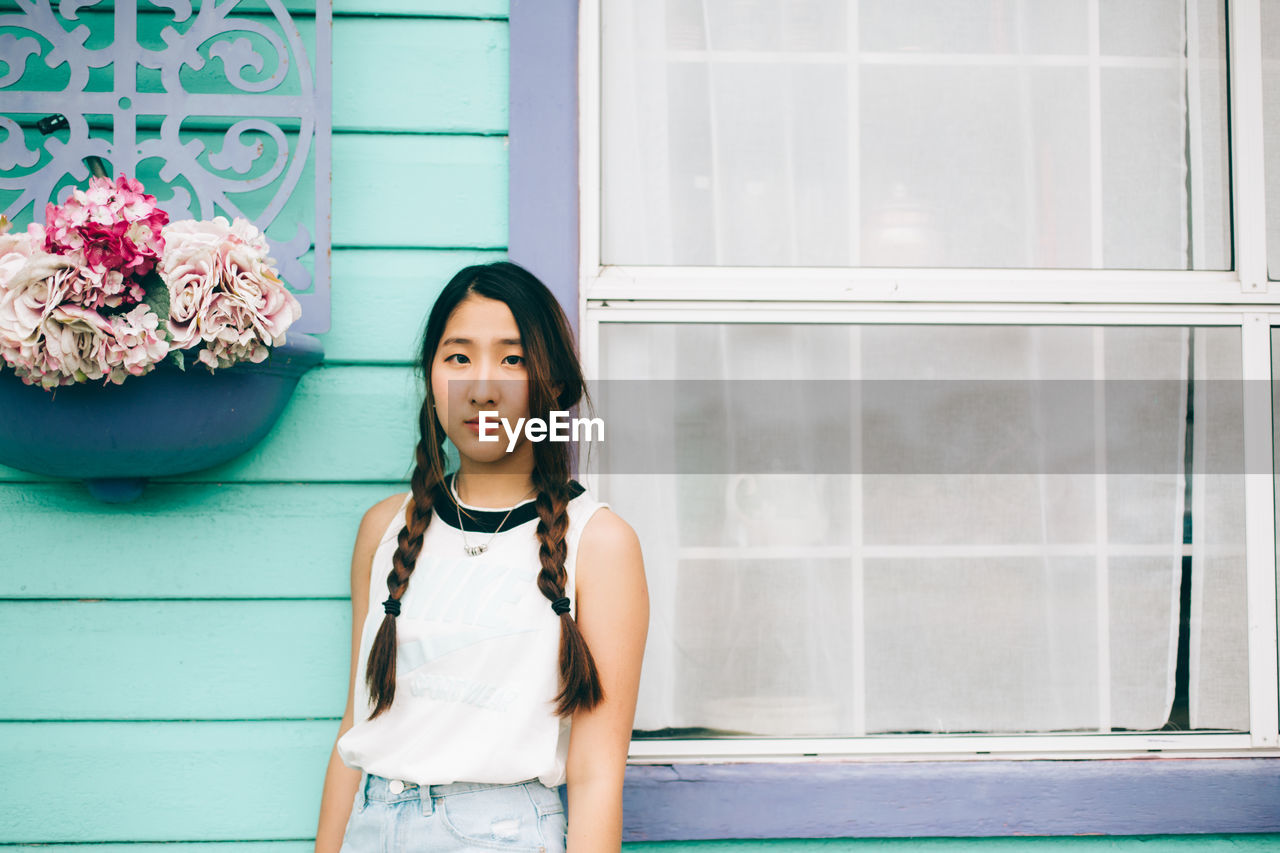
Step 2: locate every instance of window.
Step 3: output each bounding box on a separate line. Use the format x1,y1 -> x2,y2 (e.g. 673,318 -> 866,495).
579,0 -> 1280,759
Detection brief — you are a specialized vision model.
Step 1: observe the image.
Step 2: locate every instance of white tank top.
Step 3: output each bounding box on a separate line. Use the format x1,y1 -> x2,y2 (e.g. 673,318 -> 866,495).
336,475 -> 608,787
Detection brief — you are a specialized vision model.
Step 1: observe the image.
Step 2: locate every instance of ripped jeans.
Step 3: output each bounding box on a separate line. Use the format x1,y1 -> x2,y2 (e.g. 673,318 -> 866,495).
339,772 -> 568,853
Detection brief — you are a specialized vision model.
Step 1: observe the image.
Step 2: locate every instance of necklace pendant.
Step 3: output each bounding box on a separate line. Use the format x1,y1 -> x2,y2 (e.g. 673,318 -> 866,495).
464,544 -> 487,557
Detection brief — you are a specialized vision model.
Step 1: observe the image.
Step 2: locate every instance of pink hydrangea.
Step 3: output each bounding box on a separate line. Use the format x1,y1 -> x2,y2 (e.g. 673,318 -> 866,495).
65,260 -> 142,310
160,216 -> 301,370
44,175 -> 168,301
0,216 -> 168,388
102,303 -> 170,384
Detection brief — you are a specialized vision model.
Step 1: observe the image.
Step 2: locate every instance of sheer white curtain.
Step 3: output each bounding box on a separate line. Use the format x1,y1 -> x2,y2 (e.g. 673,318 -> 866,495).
596,0 -> 1247,736
1190,329 -> 1249,731
601,0 -> 1230,270
597,324 -> 1248,735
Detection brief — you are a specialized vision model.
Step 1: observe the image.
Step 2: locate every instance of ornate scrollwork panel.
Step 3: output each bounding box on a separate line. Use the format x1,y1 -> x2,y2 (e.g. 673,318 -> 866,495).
0,0 -> 331,333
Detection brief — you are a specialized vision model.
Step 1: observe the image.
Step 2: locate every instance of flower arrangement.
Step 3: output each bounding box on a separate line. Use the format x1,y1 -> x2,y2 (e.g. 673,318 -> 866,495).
0,175 -> 301,389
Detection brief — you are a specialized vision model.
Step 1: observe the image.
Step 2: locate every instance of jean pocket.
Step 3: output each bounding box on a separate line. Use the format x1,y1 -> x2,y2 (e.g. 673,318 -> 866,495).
538,809 -> 567,852
523,782 -> 564,818
438,786 -> 546,852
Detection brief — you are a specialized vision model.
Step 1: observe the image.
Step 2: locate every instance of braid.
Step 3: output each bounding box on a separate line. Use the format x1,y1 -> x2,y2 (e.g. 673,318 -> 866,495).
533,471 -> 604,716
364,401 -> 445,719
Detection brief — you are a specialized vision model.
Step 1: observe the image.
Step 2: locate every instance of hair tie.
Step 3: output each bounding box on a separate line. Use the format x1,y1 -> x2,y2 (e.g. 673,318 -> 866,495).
382,596 -> 401,617
551,597 -> 571,616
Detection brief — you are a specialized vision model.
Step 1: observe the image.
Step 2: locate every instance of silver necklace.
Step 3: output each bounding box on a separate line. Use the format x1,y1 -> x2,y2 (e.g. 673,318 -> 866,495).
451,474 -> 536,557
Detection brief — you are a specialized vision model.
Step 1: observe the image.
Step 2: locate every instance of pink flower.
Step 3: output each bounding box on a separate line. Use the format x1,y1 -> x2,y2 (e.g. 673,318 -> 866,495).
160,216 -> 300,370
0,182 -> 303,388
2,302 -> 168,389
103,304 -> 169,384
0,218 -> 168,388
76,261 -> 143,309
162,216 -> 237,253
12,303 -> 116,388
195,293 -> 270,369
222,241 -> 300,346
0,225 -> 78,355
43,175 -> 168,302
0,257 -> 78,346
163,244 -> 220,349
0,223 -> 46,294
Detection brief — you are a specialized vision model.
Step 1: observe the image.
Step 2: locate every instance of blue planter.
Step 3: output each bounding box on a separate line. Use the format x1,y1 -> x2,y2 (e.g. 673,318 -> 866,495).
0,334 -> 323,501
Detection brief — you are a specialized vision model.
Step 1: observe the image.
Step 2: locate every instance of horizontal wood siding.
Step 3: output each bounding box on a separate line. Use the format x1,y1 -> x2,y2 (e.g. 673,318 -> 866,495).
0,3 -> 509,844
1,484 -> 395,598
332,18 -> 507,133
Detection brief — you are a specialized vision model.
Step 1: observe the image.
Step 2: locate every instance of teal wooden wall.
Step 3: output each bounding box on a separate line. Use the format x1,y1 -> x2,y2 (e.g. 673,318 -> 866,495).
2,1 -> 1278,849
0,0 -> 505,844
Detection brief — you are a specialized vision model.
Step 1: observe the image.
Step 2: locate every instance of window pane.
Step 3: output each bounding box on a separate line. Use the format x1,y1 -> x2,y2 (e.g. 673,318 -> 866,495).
596,322 -> 1248,736
601,0 -> 1230,270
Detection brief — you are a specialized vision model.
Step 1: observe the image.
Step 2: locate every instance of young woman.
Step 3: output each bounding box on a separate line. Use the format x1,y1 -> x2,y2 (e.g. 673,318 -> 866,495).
313,262 -> 648,852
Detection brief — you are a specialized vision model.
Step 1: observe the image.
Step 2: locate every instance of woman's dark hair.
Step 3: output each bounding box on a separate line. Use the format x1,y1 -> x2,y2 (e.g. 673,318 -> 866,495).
363,261 -> 603,719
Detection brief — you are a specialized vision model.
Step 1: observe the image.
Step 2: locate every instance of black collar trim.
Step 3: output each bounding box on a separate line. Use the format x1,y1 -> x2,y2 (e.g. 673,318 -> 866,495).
430,473 -> 585,533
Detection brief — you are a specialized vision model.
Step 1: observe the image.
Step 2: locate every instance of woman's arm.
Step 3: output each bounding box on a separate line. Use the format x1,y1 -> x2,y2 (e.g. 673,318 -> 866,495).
313,494 -> 405,853
565,508 -> 649,853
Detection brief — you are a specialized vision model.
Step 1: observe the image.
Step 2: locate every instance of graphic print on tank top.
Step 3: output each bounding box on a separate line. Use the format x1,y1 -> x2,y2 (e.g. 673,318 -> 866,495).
393,549 -> 546,713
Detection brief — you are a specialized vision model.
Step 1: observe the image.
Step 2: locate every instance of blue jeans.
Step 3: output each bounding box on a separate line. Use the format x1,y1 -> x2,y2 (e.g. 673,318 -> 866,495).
339,772 -> 568,853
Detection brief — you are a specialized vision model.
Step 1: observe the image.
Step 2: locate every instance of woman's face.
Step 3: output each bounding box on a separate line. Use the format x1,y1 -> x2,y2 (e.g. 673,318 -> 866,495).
430,294 -> 531,465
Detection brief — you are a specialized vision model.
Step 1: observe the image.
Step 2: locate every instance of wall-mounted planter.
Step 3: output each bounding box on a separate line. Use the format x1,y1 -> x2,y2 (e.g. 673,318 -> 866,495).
0,334 -> 323,502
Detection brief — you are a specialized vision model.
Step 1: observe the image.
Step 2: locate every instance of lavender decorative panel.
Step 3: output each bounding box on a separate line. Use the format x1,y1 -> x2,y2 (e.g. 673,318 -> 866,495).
0,0 -> 332,333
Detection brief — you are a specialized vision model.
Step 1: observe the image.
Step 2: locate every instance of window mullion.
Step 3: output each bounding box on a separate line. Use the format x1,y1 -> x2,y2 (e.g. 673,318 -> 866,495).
848,328 -> 867,736
1088,0 -> 1104,267
577,0 -> 603,286
1242,313 -> 1279,746
585,266 -> 1257,305
1187,0 -> 1208,265
1229,0 -> 1269,290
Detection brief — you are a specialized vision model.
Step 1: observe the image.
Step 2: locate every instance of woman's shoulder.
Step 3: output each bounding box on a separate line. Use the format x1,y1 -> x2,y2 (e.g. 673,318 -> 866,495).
578,505 -> 641,560
567,483 -> 612,528
348,491 -> 411,597
355,491 -> 413,549
575,505 -> 646,604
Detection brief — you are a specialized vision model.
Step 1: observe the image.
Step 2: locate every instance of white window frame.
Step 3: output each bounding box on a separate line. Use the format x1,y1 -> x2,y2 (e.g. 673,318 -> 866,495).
578,0 -> 1280,761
